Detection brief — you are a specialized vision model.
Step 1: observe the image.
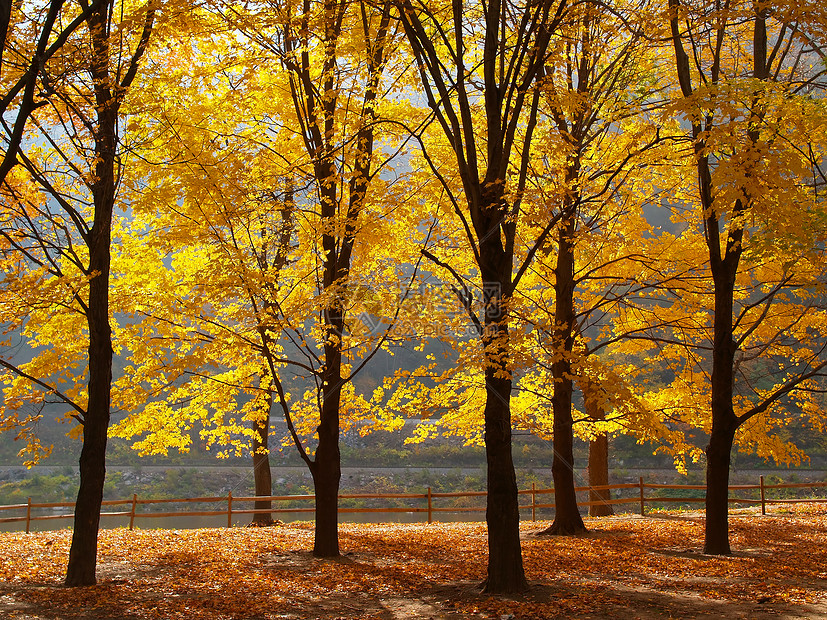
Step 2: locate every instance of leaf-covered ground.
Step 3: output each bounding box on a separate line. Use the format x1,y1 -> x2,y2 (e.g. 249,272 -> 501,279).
1,504 -> 826,619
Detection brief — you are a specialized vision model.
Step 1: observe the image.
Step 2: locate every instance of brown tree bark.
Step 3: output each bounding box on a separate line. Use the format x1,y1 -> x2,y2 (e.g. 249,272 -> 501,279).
65,278 -> 111,584
478,214 -> 528,593
310,338 -> 344,557
65,265 -> 112,585
540,213 -> 586,535
483,371 -> 526,593
581,377 -> 613,517
63,2 -> 118,586
263,0 -> 393,558
704,412 -> 737,554
588,434 -> 613,517
397,0 -> 566,592
702,235 -> 742,554
668,0 -> 769,555
64,73 -> 117,581
250,410 -> 274,526
668,0 -> 744,555
62,1 -> 154,585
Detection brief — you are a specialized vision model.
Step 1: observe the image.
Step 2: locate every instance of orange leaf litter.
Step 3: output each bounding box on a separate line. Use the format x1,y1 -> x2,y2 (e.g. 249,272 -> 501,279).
1,504 -> 826,619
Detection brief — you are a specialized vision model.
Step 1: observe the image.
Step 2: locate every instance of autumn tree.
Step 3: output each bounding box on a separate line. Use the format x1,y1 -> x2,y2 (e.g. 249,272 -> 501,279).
663,0 -> 827,554
111,0 -> 422,554
395,0 -> 572,593
269,0 -> 394,556
0,0 -> 155,585
516,0 -> 677,533
108,21 -> 302,523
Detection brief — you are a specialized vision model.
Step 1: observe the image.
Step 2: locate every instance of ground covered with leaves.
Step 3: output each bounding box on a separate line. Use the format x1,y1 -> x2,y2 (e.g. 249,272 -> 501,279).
1,504 -> 826,619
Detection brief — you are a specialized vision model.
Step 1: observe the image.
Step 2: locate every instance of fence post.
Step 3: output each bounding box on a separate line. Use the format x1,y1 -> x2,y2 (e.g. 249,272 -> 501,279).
532,483 -> 536,522
227,491 -> 233,528
129,493 -> 137,530
760,475 -> 766,516
25,497 -> 31,534
427,487 -> 432,524
639,477 -> 645,516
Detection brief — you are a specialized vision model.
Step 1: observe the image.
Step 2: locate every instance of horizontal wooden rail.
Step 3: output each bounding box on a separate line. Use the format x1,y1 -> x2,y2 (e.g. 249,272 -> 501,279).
2,474 -> 826,532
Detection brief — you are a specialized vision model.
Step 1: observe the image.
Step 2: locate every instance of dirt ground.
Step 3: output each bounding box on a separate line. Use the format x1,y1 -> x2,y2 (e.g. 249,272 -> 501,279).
1,505 -> 826,619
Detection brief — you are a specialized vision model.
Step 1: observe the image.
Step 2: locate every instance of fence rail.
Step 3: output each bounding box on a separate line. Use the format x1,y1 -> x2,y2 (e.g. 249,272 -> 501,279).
2,475 -> 825,533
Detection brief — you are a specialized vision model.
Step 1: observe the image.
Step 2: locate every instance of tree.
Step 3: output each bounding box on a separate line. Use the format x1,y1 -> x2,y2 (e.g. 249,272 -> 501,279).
396,0 -> 569,593
111,0 -> 420,554
534,0 -> 658,533
271,0 -> 393,556
502,0 -> 675,531
114,175 -> 297,526
0,0 -> 154,585
665,0 -> 827,554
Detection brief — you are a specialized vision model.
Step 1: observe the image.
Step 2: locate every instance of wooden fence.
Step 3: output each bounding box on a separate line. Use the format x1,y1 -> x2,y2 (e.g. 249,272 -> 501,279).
1,475 -> 826,533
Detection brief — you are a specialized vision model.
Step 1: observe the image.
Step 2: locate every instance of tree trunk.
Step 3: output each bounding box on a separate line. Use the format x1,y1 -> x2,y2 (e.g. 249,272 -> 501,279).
65,115 -> 115,588
670,0 -> 748,557
64,298 -> 111,585
477,199 -> 528,594
43,0 -> 152,587
64,4 -> 117,581
583,382 -> 613,517
311,338 -> 342,557
545,397 -> 586,534
310,449 -> 340,557
250,412 -> 273,526
700,229 -> 742,556
588,433 -> 613,517
704,261 -> 740,555
704,416 -> 736,554
482,371 -> 528,593
542,215 -> 586,535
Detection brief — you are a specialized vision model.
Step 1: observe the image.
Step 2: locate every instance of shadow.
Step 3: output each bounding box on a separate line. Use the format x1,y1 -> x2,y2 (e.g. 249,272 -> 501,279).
527,526 -> 636,539
3,515 -> 826,620
644,511 -> 706,523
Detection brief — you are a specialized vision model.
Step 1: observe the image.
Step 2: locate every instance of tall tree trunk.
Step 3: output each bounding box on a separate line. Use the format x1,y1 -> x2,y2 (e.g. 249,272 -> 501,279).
669,0 -> 752,556
588,435 -> 612,517
547,395 -> 585,533
482,371 -> 527,593
704,414 -> 736,554
250,400 -> 273,526
583,379 -> 613,517
65,267 -> 111,585
543,216 -> 586,535
65,29 -> 116,581
478,202 -> 528,594
700,8 -> 765,552
588,432 -> 613,517
63,0 -> 153,584
311,337 -> 342,557
704,258 -> 740,554
278,0 -> 390,562
396,0 -> 561,593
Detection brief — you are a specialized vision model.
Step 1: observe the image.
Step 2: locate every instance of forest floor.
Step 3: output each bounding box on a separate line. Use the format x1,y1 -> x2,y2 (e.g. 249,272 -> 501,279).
1,503 -> 826,619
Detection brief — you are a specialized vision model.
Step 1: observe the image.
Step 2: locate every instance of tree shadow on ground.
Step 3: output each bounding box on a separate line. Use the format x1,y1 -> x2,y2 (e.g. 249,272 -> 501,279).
1,515 -> 826,619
